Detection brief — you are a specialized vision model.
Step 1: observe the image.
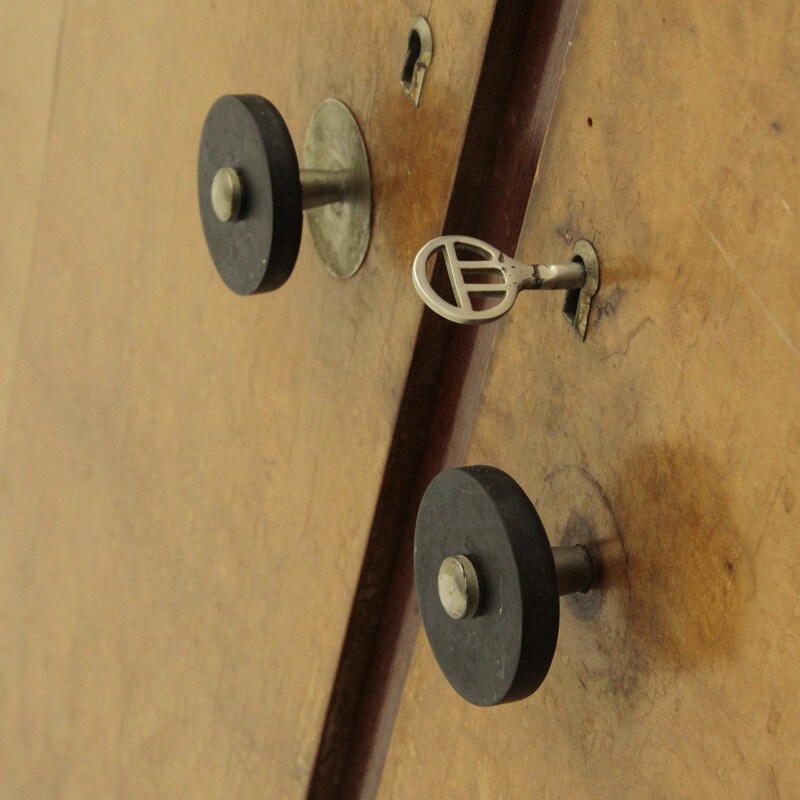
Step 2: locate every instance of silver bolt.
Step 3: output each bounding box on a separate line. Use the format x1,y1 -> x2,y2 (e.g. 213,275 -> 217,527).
438,555 -> 480,620
211,167 -> 243,222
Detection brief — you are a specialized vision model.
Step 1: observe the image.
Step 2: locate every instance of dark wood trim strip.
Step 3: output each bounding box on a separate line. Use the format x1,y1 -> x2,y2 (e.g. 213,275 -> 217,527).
307,1 -> 580,797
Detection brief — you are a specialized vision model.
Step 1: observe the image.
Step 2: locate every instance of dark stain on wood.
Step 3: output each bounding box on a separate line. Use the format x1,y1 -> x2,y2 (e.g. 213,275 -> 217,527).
619,442 -> 755,678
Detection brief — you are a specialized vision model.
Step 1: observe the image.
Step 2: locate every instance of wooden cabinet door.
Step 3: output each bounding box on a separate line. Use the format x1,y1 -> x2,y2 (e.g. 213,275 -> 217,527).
378,1 -> 800,797
0,1 -> 506,796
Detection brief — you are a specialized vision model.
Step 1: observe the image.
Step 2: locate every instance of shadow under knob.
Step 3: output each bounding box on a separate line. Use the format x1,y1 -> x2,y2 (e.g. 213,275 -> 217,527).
414,465 -> 594,706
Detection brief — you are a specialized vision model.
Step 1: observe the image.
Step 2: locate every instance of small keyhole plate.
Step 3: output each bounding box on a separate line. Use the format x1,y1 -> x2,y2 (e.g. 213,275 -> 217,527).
562,239 -> 600,339
401,16 -> 433,107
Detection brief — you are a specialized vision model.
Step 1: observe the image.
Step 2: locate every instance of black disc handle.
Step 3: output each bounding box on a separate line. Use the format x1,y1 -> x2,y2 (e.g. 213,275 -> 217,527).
414,466 -> 595,706
198,95 -> 350,295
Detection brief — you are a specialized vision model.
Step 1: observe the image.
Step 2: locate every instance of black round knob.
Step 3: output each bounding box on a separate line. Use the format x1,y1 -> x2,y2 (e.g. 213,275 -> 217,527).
198,95 -> 372,295
414,465 -> 594,706
198,94 -> 303,295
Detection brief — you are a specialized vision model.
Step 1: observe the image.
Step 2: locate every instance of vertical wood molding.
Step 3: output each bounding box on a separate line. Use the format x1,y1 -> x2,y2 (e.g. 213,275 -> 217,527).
307,1 -> 581,796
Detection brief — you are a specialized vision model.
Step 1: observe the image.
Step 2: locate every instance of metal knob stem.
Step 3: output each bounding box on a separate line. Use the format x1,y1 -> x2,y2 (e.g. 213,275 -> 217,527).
552,545 -> 594,596
299,168 -> 351,209
438,545 -> 593,620
211,166 -> 352,223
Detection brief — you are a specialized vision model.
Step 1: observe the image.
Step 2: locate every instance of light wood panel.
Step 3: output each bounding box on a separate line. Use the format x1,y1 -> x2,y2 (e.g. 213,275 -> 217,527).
379,1 -> 800,797
0,1 -> 497,796
0,0 -> 64,450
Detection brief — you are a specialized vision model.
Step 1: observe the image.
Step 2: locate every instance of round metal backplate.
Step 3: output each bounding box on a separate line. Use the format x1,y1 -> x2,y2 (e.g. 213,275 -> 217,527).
198,95 -> 302,295
414,466 -> 560,706
302,99 -> 371,279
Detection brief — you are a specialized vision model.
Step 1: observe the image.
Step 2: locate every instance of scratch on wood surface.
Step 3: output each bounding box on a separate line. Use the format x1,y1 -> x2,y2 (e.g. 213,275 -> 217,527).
769,764 -> 783,800
299,457 -> 319,538
364,78 -> 378,130
690,206 -> 800,362
0,0 -> 68,458
376,276 -> 403,370
599,317 -> 654,361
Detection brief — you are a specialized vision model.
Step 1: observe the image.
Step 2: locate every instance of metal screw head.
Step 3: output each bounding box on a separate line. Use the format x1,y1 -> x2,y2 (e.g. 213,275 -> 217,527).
211,167 -> 242,222
438,555 -> 480,620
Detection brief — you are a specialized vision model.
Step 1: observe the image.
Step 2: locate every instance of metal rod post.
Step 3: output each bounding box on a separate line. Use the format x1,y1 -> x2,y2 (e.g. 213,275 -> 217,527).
552,545 -> 594,595
300,169 -> 351,210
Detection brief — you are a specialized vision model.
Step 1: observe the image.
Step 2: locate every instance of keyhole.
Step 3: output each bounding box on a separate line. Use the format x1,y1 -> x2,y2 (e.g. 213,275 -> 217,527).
402,30 -> 422,86
400,16 -> 432,107
562,253 -> 584,327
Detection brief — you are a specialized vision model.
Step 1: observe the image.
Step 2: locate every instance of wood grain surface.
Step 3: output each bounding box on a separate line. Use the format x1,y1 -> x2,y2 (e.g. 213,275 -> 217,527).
378,1 -> 800,797
0,0 -> 64,451
0,1 -> 497,796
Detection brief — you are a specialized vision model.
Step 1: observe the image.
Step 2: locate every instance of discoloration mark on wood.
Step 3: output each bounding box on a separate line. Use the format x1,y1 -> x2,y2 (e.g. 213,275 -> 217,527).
782,486 -> 797,514
618,443 -> 754,677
